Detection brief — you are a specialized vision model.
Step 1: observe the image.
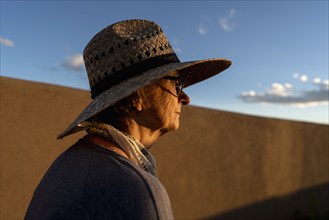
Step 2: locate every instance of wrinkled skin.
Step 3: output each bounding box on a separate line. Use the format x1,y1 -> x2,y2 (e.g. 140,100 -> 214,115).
137,78 -> 190,134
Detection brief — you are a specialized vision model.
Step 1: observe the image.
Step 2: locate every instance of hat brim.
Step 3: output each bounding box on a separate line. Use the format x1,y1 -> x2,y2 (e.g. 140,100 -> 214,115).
57,58 -> 231,139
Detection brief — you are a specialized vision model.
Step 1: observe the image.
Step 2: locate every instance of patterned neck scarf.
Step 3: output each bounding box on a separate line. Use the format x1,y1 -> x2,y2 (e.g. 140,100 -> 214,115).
79,121 -> 157,177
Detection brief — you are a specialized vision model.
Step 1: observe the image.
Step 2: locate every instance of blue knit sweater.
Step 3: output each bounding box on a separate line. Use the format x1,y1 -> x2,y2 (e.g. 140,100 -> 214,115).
25,139 -> 173,220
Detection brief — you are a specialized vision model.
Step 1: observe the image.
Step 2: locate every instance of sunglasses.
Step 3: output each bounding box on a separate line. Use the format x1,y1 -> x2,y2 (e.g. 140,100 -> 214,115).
162,76 -> 185,97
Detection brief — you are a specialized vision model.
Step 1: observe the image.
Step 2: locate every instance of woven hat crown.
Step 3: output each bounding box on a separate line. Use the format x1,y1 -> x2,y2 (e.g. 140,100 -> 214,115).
83,19 -> 179,98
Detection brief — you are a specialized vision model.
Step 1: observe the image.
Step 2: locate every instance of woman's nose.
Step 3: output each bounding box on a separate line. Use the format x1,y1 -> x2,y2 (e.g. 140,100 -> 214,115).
178,91 -> 190,105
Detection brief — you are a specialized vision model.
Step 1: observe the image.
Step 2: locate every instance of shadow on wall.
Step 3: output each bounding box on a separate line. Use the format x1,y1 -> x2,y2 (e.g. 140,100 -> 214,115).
206,183 -> 329,220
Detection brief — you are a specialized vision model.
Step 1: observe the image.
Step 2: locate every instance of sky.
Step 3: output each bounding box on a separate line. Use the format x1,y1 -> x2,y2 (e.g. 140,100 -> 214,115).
1,1 -> 328,125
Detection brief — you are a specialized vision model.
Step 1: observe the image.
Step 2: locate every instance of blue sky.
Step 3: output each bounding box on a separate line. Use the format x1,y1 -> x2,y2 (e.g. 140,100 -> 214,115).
1,1 -> 328,124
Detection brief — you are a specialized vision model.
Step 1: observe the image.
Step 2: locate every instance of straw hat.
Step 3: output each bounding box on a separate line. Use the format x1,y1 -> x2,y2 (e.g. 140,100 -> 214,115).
57,19 -> 231,139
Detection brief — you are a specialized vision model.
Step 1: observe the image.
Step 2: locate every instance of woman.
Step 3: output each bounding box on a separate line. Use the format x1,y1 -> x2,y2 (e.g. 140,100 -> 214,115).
25,19 -> 231,219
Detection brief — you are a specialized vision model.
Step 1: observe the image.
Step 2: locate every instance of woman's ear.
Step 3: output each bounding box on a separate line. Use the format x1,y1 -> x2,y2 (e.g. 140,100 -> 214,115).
135,102 -> 142,112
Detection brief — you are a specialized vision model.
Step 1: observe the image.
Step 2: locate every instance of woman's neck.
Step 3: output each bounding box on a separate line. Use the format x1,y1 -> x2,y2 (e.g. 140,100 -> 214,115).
122,120 -> 163,149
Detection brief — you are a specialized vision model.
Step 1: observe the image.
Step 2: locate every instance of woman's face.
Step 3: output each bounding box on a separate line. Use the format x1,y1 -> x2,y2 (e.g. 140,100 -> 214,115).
139,77 -> 190,134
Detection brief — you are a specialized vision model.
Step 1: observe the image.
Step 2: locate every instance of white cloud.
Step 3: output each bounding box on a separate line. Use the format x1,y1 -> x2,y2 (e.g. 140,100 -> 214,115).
219,18 -> 232,31
313,77 -> 321,84
219,8 -> 236,32
198,24 -> 208,35
293,72 -> 309,82
62,54 -> 84,71
300,74 -> 308,82
239,75 -> 329,108
291,101 -> 328,108
0,36 -> 15,47
266,82 -> 293,97
242,90 -> 256,97
284,83 -> 293,89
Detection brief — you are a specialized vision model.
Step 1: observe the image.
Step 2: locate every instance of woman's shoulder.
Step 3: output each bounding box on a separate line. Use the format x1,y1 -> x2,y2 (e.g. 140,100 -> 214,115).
55,139 -> 150,186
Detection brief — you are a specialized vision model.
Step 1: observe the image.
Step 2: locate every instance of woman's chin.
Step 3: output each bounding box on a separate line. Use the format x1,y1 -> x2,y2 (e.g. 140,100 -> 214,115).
159,123 -> 179,134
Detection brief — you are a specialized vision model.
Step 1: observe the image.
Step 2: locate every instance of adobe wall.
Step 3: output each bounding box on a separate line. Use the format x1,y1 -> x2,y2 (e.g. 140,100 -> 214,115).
1,76 -> 328,219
